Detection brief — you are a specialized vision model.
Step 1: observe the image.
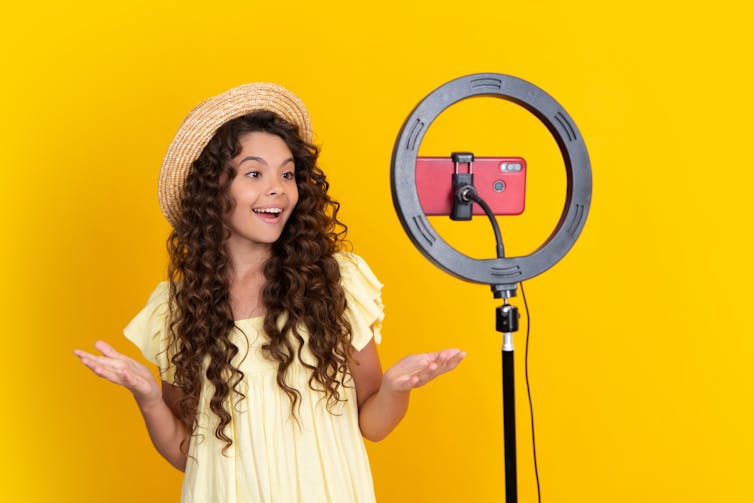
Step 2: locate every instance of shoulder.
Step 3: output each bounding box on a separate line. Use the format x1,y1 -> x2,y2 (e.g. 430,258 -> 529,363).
333,251 -> 382,289
127,280 -> 170,326
146,280 -> 170,304
333,251 -> 385,348
123,281 -> 174,379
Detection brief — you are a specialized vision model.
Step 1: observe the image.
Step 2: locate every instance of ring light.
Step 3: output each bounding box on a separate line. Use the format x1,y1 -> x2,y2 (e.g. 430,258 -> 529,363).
390,73 -> 592,288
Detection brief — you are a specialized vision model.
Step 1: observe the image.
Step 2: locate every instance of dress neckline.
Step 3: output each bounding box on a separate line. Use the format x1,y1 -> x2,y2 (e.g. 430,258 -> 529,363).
234,316 -> 264,324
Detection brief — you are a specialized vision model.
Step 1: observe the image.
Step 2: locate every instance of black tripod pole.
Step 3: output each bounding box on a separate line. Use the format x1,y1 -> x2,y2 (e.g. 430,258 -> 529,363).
502,329 -> 517,502
495,286 -> 520,503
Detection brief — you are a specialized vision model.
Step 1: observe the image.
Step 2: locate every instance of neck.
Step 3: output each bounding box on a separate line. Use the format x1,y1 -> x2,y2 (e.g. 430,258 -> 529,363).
226,238 -> 272,282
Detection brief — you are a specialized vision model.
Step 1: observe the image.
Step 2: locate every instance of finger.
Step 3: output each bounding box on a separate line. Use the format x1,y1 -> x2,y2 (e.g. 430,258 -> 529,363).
440,351 -> 466,370
419,354 -> 465,382
390,355 -> 429,376
408,368 -> 438,387
416,350 -> 457,370
437,348 -> 464,361
432,349 -> 464,369
78,353 -> 129,374
85,360 -> 127,384
451,351 -> 467,365
73,349 -> 99,360
83,358 -> 148,393
94,340 -> 127,360
432,357 -> 463,376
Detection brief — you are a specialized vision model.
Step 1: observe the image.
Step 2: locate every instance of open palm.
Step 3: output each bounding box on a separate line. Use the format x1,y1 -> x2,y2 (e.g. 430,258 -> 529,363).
383,348 -> 465,392
74,340 -> 161,408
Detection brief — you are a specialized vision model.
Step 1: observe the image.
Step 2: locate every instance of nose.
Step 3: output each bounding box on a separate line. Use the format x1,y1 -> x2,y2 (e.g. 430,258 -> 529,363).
265,178 -> 284,197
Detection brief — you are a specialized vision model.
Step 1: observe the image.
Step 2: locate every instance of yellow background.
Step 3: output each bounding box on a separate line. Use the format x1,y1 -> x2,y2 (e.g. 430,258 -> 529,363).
2,1 -> 752,501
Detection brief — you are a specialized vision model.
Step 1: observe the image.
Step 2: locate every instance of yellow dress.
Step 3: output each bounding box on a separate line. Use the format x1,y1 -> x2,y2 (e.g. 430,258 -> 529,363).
124,252 -> 383,503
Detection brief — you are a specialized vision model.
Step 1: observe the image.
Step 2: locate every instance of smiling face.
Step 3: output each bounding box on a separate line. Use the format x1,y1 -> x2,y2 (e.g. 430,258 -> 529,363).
225,131 -> 299,254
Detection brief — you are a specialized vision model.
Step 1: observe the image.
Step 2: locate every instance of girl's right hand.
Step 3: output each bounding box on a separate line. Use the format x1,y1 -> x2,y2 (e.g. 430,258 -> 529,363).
74,340 -> 162,409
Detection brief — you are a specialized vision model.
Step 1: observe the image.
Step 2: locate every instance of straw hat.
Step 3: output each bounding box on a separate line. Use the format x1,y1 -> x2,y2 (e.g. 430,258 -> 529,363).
158,82 -> 313,227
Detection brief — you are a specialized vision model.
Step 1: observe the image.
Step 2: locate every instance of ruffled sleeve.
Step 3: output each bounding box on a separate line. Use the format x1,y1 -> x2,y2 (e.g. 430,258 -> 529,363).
335,252 -> 385,351
123,281 -> 176,383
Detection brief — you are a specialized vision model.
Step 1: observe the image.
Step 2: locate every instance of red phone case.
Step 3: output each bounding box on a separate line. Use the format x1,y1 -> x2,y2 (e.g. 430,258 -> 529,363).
416,156 -> 527,216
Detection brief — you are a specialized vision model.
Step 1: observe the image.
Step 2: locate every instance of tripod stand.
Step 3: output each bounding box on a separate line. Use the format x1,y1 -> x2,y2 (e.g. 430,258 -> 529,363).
495,285 -> 520,502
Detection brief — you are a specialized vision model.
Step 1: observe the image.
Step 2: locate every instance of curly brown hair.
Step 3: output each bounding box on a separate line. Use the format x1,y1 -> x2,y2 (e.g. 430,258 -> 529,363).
165,111 -> 351,452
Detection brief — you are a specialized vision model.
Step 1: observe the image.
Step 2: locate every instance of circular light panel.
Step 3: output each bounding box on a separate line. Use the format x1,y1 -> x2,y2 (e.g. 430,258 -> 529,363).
390,73 -> 592,286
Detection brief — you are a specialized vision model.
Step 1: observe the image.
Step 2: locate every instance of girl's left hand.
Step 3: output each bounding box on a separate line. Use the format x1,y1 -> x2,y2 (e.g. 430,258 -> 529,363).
382,349 -> 466,393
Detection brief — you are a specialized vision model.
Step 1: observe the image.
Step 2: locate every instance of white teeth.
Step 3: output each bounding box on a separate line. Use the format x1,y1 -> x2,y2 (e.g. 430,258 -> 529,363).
253,208 -> 282,214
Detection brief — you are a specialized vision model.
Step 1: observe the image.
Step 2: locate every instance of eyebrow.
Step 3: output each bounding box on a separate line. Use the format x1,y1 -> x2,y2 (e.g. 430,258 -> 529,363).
238,156 -> 295,168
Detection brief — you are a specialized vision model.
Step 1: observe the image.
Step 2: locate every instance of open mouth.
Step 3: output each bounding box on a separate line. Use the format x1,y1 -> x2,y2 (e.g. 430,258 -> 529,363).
252,207 -> 284,222
253,208 -> 282,215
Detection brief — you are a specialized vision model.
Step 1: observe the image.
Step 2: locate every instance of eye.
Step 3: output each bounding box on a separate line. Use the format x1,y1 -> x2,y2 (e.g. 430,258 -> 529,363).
245,170 -> 260,179
282,171 -> 295,180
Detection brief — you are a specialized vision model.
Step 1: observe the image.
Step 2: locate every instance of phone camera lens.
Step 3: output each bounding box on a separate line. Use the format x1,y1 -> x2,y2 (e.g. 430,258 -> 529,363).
494,180 -> 506,192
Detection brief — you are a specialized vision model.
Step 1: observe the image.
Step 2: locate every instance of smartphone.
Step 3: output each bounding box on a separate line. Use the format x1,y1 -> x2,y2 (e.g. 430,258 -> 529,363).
416,156 -> 527,216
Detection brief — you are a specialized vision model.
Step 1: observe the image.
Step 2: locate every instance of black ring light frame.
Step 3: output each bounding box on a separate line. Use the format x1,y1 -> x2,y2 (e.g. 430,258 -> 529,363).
391,73 -> 592,290
390,73 -> 592,503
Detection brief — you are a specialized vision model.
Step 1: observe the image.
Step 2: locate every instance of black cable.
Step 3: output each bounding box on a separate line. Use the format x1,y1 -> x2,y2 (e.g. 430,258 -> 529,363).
521,281 -> 541,502
464,188 -> 505,258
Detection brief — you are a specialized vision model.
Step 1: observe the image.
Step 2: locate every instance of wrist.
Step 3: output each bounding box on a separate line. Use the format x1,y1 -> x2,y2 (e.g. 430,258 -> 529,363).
135,394 -> 165,414
380,378 -> 412,396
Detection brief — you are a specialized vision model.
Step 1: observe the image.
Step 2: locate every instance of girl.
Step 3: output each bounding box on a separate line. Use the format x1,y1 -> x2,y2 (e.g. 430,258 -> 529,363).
74,82 -> 464,502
